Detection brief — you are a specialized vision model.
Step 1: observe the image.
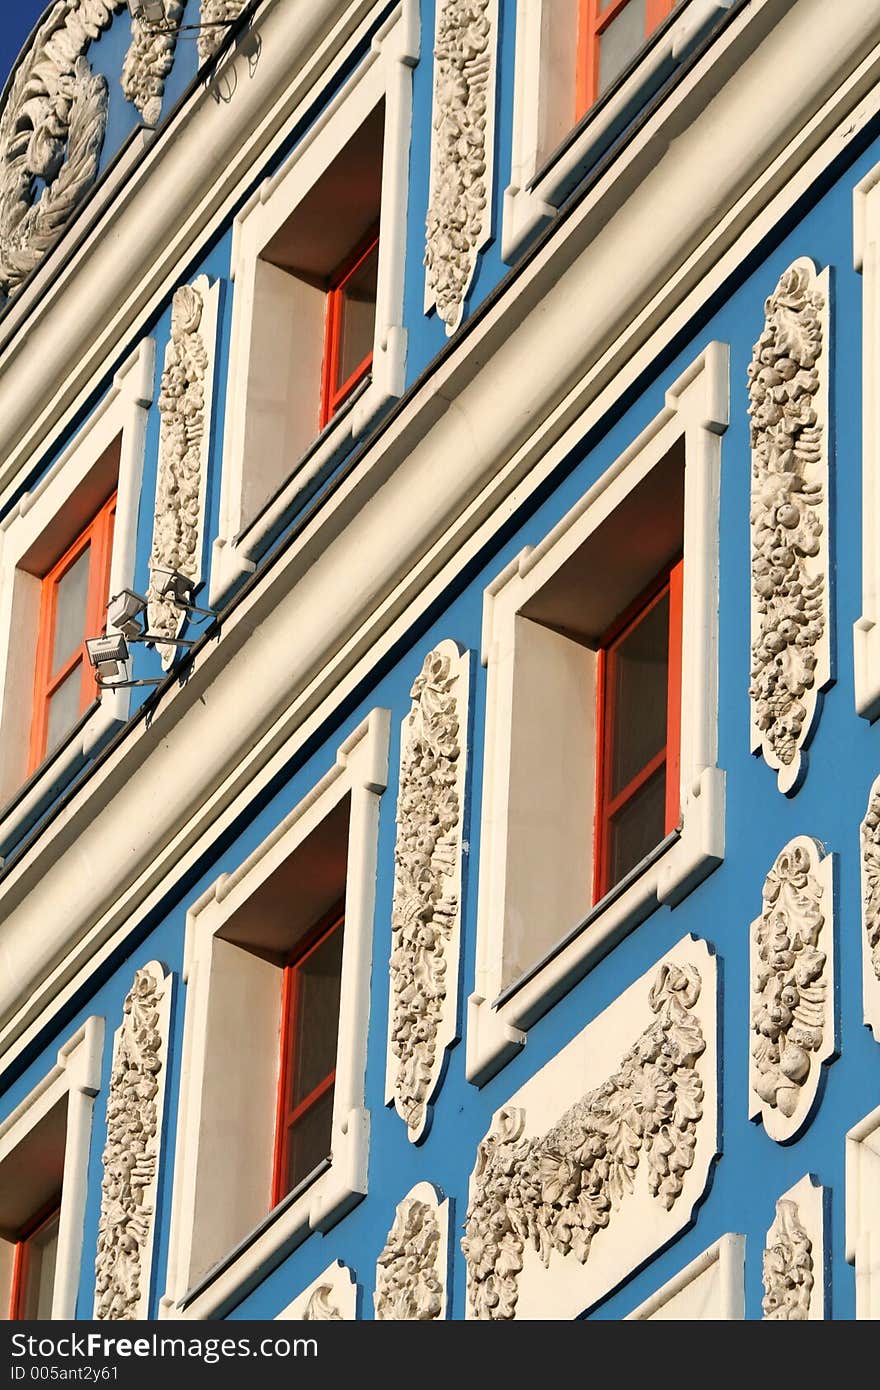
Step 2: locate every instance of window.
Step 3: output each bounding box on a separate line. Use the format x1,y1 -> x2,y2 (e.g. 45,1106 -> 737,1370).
162,710 -> 389,1321
28,493 -> 116,774
213,5 -> 416,605
577,0 -> 675,117
468,343 -> 726,1085
594,559 -> 682,900
272,906 -> 344,1204
9,1201 -> 61,1321
0,1017 -> 103,1322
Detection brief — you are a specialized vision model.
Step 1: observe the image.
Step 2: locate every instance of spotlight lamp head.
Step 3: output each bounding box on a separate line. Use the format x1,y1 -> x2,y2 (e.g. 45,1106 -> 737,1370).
127,0 -> 167,21
86,633 -> 130,683
151,566 -> 196,604
106,588 -> 148,639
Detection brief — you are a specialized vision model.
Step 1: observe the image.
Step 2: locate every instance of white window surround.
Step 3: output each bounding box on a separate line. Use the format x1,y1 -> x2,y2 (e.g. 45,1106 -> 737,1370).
0,339 -> 154,852
0,1015 -> 103,1320
160,708 -> 390,1321
276,1259 -> 357,1320
467,341 -> 727,1086
210,2 -> 418,608
625,1234 -> 745,1320
846,1102 -> 880,1320
503,0 -> 736,264
853,162 -> 880,720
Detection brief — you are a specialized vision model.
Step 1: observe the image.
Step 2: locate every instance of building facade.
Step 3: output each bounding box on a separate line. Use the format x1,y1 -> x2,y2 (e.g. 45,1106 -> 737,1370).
0,0 -> 878,1322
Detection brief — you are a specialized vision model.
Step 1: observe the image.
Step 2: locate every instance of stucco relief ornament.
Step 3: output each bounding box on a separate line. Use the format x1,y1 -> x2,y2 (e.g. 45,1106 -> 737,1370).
747,258 -> 830,793
424,0 -> 498,334
198,1 -> 247,62
121,1 -> 184,125
860,777 -> 880,1037
388,642 -> 469,1141
148,279 -> 213,664
0,0 -> 128,306
762,1198 -> 814,1320
750,837 -> 834,1142
302,1286 -> 343,1321
375,1191 -> 446,1321
94,963 -> 171,1320
462,962 -> 706,1320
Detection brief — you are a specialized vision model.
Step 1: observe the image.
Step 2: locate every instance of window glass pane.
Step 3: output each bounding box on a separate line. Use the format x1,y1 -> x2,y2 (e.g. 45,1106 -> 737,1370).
285,1085 -> 334,1194
598,0 -> 647,96
21,1210 -> 60,1321
45,664 -> 84,756
336,241 -> 378,391
609,589 -> 669,797
607,763 -> 666,889
288,921 -> 344,1111
51,544 -> 91,673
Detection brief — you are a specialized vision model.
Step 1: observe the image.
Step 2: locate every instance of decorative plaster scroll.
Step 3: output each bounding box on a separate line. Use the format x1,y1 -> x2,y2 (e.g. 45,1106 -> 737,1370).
749,836 -> 834,1142
276,1261 -> 357,1321
0,0 -> 127,305
462,937 -> 717,1320
121,2 -> 183,125
374,1182 -> 449,1320
386,641 -> 469,1141
198,1 -> 247,62
424,0 -> 498,334
762,1174 -> 825,1320
747,258 -> 830,793
94,962 -> 172,1320
860,774 -> 880,1039
148,275 -> 219,664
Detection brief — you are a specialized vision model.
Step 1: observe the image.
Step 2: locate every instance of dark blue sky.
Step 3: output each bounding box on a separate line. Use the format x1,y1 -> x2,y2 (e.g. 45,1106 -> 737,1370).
0,3 -> 55,94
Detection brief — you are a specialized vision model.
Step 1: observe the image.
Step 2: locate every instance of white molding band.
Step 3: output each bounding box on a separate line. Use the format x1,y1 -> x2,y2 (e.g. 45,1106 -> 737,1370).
276,1260 -> 357,1320
0,1016 -> 104,1320
854,162 -> 880,720
160,708 -> 390,1320
0,338 -> 154,852
860,771 -> 880,1040
467,342 -> 727,1085
749,835 -> 835,1143
94,962 -> 172,1320
423,0 -> 498,333
148,276 -> 220,662
374,1181 -> 449,1320
748,258 -> 831,793
762,1173 -> 826,1320
625,1234 -> 745,1320
386,640 -> 469,1141
463,936 -> 717,1319
846,1102 -> 880,1320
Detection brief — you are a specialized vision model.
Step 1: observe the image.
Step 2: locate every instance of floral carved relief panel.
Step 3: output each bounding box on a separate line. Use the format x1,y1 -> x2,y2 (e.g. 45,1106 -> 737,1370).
277,1261 -> 357,1321
749,836 -> 835,1142
762,1174 -> 826,1320
148,276 -> 219,663
94,962 -> 172,1320
374,1182 -> 449,1321
860,774 -> 880,1039
748,258 -> 830,793
424,0 -> 499,334
462,937 -> 718,1320
386,641 -> 470,1141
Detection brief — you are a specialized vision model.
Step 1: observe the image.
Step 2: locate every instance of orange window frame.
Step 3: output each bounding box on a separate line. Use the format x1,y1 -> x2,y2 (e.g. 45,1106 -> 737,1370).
271,906 -> 344,1208
576,0 -> 675,118
592,557 -> 683,903
9,1197 -> 61,1320
319,224 -> 380,430
28,492 -> 116,775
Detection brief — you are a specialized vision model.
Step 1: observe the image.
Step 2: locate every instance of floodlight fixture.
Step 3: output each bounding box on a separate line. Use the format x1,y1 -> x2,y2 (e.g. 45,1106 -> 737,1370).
86,633 -> 130,683
107,588 -> 149,639
127,0 -> 167,21
150,566 -> 216,617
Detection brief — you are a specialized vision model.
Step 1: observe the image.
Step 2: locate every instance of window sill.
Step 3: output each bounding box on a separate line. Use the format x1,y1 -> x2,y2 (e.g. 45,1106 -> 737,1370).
466,763 -> 724,1086
503,0 -> 742,264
